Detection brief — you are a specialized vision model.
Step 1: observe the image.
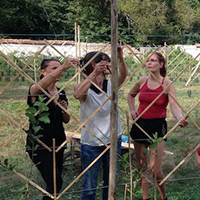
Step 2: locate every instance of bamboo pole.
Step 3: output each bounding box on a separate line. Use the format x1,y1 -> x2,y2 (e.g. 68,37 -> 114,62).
0,45 -> 47,95
109,0 -> 118,199
0,108 -> 53,152
57,146 -> 110,199
75,22 -> 77,58
168,54 -> 189,76
0,162 -> 54,199
78,25 -> 81,83
185,60 -> 200,86
78,25 -> 81,58
126,112 -> 133,200
53,139 -> 57,200
159,143 -> 200,185
153,133 -> 158,200
189,71 -> 200,85
74,22 -> 78,83
124,184 -> 127,200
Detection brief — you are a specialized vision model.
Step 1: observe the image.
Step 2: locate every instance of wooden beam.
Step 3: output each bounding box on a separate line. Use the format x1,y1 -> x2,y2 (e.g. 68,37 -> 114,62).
109,0 -> 118,199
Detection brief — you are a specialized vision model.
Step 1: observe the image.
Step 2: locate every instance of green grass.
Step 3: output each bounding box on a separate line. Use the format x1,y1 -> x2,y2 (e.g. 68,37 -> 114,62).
0,77 -> 200,200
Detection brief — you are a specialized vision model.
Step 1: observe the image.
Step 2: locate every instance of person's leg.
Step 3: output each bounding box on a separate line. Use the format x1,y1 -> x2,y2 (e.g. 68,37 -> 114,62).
81,145 -> 102,200
149,140 -> 166,200
134,142 -> 149,200
56,148 -> 64,176
28,151 -> 63,200
117,138 -> 122,174
102,149 -> 109,200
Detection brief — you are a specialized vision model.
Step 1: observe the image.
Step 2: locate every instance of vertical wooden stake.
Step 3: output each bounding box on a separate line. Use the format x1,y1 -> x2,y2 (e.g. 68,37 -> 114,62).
109,0 -> 118,200
124,184 -> 127,200
75,22 -> 77,58
34,59 -> 37,82
78,25 -> 81,83
126,111 -> 133,200
53,139 -> 57,200
154,133 -> 158,200
78,25 -> 81,58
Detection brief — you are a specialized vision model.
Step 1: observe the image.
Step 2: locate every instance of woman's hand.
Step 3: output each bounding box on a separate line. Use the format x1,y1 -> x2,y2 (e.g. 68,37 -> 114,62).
59,100 -> 68,111
117,46 -> 123,59
178,116 -> 188,127
94,61 -> 111,75
62,58 -> 80,70
130,109 -> 138,120
59,100 -> 70,123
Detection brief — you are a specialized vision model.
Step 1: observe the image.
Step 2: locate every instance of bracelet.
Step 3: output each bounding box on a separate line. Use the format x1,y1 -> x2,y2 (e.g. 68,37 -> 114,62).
131,110 -> 138,116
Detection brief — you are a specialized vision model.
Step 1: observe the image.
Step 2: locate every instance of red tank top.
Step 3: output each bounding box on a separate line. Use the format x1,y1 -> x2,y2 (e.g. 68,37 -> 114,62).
137,78 -> 168,119
198,148 -> 200,156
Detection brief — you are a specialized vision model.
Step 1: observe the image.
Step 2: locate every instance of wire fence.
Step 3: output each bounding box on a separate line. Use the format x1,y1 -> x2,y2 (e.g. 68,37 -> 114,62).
0,35 -> 200,200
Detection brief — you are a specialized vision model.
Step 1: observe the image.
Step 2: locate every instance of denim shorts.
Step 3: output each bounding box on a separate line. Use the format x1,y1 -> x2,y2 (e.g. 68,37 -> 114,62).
130,118 -> 167,144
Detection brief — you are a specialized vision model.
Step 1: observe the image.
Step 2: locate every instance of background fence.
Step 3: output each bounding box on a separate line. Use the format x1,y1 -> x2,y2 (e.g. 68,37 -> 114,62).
0,35 -> 200,200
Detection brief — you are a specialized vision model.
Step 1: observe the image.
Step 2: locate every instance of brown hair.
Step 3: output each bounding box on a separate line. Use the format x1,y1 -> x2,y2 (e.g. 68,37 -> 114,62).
80,52 -> 110,75
40,57 -> 61,79
149,52 -> 167,77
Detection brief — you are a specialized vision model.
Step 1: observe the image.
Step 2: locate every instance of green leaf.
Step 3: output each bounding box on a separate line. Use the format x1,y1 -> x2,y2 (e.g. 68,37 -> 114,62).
157,137 -> 163,143
29,115 -> 37,125
33,125 -> 42,133
4,159 -> 8,167
25,107 -> 37,115
38,112 -> 50,124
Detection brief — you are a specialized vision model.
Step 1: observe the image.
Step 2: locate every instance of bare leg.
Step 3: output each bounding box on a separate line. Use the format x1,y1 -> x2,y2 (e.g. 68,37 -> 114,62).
134,142 -> 149,200
149,140 -> 166,200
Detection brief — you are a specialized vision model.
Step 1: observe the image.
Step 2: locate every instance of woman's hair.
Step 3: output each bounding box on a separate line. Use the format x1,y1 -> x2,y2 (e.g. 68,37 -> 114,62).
149,52 -> 167,77
40,57 -> 61,79
80,52 -> 110,75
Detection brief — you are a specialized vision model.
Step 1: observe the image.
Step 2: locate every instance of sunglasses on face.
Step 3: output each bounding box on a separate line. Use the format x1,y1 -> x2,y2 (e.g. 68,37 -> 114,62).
146,59 -> 159,63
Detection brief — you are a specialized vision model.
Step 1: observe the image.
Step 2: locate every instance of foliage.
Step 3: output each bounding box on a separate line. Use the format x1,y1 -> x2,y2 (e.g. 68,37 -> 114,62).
64,0 -> 111,42
1,0 -> 200,44
25,96 -> 50,151
118,0 -> 200,45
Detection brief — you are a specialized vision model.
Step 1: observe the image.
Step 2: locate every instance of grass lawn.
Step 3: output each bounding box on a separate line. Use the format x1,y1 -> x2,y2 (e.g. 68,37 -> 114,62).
0,75 -> 200,200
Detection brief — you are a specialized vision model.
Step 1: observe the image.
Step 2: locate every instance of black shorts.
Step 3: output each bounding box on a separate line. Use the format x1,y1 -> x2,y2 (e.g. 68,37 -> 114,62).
130,118 -> 167,145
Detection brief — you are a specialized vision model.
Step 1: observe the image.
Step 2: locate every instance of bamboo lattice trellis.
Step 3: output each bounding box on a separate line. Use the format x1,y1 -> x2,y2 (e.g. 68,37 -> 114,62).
0,38 -> 200,200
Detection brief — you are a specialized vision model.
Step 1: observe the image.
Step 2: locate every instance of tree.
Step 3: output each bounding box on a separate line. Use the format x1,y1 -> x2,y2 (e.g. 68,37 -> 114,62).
118,0 -> 200,45
118,0 -> 168,35
64,0 -> 112,42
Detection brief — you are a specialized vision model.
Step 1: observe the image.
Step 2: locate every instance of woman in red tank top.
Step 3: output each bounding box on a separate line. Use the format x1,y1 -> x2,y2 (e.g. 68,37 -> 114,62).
127,52 -> 188,200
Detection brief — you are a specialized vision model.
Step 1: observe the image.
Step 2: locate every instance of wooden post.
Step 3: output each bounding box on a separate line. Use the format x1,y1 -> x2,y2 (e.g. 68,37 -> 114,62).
127,112 -> 133,200
78,25 -> 81,83
78,25 -> 81,58
75,22 -> 77,58
53,139 -> 57,200
109,0 -> 118,200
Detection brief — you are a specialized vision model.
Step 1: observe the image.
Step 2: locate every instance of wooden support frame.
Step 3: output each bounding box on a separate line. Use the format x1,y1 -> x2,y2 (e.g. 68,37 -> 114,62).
0,37 -> 200,200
